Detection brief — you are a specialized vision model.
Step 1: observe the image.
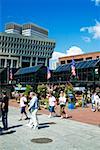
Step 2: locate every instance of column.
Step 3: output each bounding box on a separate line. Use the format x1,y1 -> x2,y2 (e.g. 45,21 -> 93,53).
45,58 -> 48,66
30,57 -> 33,67
16,60 -> 19,68
35,57 -> 38,66
19,56 -> 22,67
10,59 -> 13,68
4,59 -> 7,68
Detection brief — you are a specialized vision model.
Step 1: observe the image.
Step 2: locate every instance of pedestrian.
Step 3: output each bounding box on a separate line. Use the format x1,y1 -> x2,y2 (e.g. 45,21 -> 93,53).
1,91 -> 9,130
0,93 -> 2,118
26,92 -> 39,129
91,91 -> 96,111
82,93 -> 85,108
48,92 -> 57,118
19,93 -> 29,121
95,92 -> 100,112
59,91 -> 68,119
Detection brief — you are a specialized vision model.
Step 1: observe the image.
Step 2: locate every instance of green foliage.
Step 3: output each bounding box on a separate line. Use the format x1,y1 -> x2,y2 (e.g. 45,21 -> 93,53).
39,98 -> 49,109
37,84 -> 47,99
53,90 -> 60,99
53,84 -> 66,99
78,100 -> 82,107
64,82 -> 74,95
24,85 -> 32,96
64,82 -> 75,104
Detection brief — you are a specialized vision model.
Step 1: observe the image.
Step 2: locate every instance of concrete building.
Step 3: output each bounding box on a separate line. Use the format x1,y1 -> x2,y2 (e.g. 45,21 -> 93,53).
0,23 -> 56,69
59,52 -> 100,65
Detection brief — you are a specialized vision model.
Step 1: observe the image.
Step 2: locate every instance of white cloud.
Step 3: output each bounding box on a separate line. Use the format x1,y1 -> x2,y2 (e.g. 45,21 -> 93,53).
91,0 -> 100,6
50,51 -> 66,60
49,51 -> 66,70
66,46 -> 84,56
80,20 -> 100,39
49,47 -> 84,69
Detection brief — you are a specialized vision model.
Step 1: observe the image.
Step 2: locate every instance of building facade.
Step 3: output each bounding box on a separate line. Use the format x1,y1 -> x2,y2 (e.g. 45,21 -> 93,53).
59,52 -> 100,65
0,23 -> 56,69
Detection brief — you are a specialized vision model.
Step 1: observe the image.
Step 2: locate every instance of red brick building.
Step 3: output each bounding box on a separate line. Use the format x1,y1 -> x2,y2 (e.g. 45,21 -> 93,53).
59,51 -> 100,65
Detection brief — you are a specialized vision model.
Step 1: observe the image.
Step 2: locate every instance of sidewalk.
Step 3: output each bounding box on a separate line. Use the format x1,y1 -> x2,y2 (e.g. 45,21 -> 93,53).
0,106 -> 100,150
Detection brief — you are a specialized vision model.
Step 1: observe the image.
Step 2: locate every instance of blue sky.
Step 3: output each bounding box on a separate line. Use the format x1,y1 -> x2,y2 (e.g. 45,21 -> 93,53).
0,0 -> 100,55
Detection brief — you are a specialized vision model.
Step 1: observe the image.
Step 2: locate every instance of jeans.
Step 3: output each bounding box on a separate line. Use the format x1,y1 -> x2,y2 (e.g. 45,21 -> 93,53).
2,111 -> 8,130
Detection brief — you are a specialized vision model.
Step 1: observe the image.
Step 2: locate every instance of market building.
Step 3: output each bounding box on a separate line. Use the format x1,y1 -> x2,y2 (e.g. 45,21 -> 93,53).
52,58 -> 100,89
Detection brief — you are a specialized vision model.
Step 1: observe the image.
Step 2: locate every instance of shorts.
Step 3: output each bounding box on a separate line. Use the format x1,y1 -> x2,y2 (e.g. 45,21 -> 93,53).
49,106 -> 55,112
60,105 -> 66,115
21,106 -> 26,114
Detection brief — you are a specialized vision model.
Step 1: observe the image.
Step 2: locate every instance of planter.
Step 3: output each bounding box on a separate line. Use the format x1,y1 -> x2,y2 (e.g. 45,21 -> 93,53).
68,103 -> 75,110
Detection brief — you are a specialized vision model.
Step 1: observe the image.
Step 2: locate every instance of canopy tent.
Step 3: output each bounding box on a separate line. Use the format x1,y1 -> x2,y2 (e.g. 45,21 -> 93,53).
15,64 -> 43,75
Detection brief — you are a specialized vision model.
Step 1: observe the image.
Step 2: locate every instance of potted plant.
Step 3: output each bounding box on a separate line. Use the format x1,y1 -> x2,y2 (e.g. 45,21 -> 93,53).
65,82 -> 75,109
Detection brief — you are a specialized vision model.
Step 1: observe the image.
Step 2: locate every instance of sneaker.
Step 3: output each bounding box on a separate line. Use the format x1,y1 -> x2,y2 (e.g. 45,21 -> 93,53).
60,116 -> 63,119
25,124 -> 33,128
33,125 -> 38,130
48,115 -> 52,118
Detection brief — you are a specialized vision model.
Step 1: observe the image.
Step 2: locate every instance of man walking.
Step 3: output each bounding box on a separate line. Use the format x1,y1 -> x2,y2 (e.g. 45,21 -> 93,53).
1,92 -> 9,130
26,92 -> 39,129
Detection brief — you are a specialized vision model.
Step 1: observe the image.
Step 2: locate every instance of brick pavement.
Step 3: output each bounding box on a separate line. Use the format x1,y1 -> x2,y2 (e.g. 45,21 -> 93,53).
9,99 -> 100,126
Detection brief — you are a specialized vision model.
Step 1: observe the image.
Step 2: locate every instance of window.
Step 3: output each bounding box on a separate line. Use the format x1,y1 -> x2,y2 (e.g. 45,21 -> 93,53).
86,57 -> 92,60
61,61 -> 65,64
96,56 -> 99,59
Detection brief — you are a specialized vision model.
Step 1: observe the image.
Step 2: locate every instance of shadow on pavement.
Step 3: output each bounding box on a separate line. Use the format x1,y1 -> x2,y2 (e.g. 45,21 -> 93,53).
38,125 -> 49,129
0,130 -> 16,135
39,122 -> 56,126
8,124 -> 23,130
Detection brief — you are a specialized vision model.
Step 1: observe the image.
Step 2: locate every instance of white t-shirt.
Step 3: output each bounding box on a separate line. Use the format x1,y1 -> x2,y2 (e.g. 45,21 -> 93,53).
49,96 -> 56,106
95,95 -> 100,103
59,96 -> 66,105
20,96 -> 27,107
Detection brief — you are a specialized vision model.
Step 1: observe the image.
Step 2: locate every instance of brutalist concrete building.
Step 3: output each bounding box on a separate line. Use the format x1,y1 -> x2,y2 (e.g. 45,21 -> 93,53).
0,23 -> 56,69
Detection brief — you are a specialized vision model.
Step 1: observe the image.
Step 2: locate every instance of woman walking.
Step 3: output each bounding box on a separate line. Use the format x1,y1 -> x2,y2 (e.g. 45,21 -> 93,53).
59,91 -> 68,119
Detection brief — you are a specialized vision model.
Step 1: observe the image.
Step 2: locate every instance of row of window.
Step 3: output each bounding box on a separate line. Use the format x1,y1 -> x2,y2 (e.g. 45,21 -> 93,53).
0,59 -> 17,68
0,42 -> 53,51
0,48 -> 51,56
60,57 -> 100,64
0,36 -> 55,46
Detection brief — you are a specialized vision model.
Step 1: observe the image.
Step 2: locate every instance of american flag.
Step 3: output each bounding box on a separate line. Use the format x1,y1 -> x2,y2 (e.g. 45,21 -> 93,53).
71,59 -> 76,76
47,67 -> 51,80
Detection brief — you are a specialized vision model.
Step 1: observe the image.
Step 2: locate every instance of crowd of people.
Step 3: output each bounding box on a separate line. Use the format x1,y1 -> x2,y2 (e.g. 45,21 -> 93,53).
0,88 -> 100,132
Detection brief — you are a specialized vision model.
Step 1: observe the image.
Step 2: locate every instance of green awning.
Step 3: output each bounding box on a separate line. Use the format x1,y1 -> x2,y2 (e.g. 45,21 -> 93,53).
54,59 -> 100,73
15,64 -> 43,75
